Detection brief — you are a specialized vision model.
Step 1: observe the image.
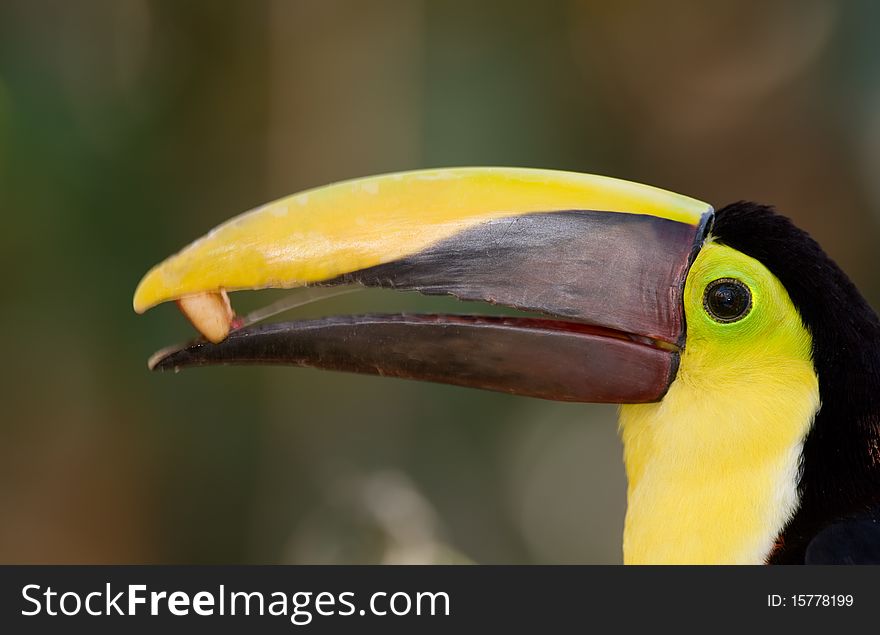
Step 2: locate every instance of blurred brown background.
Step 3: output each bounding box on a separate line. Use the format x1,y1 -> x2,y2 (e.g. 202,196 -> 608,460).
1,0 -> 878,564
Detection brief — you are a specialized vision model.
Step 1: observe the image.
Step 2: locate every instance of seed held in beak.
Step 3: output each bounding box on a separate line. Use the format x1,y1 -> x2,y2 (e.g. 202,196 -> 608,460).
176,290 -> 235,343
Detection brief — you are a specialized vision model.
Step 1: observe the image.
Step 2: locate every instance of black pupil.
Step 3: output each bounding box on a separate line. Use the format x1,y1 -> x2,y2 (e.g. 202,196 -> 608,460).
706,280 -> 750,322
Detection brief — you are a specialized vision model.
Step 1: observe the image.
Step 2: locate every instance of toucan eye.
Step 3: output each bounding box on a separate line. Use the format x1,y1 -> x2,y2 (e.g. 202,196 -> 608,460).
703,278 -> 752,323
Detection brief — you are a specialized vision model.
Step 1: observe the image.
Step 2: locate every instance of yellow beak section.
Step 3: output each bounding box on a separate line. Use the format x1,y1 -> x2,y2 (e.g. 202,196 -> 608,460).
133,167 -> 710,314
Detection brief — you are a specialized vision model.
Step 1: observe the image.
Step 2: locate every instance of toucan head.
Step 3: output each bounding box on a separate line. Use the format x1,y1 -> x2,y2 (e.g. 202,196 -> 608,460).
133,167 -> 880,564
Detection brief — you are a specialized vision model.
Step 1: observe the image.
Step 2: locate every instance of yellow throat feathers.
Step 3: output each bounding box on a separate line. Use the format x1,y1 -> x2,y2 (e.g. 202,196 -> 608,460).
618,242 -> 820,564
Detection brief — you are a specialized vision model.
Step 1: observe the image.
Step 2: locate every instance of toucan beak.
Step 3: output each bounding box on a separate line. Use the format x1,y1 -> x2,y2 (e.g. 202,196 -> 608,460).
134,167 -> 713,403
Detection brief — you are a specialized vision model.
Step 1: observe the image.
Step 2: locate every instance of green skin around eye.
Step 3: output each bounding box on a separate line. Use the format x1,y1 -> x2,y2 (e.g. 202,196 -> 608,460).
682,242 -> 812,362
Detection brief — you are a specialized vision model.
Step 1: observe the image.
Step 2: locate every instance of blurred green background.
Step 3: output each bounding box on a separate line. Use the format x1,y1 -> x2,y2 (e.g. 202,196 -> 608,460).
1,0 -> 879,564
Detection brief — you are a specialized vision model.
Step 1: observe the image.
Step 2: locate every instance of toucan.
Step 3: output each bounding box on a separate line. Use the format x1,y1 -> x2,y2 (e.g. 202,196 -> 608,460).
133,167 -> 880,564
